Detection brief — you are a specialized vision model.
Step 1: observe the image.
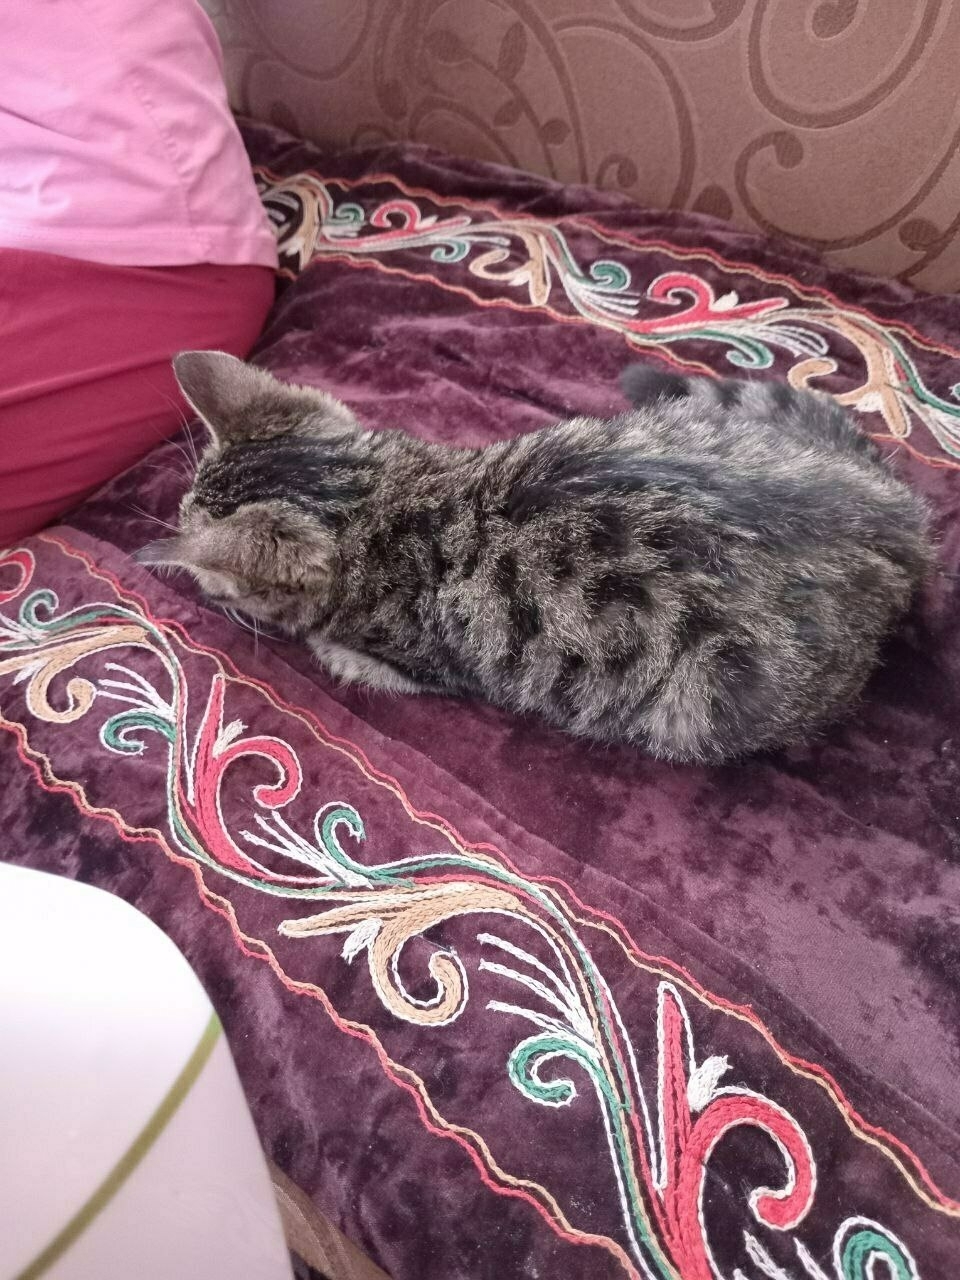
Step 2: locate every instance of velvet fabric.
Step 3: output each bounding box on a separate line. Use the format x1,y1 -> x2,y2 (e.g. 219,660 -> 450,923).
1,121 -> 958,1278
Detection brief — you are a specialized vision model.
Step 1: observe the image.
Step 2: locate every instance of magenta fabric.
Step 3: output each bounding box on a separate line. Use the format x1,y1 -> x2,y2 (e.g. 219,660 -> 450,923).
2,121 -> 959,1279
0,251 -> 275,541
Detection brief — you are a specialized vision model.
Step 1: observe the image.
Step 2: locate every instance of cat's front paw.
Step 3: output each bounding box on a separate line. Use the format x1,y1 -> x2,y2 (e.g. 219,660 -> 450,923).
309,637 -> 421,696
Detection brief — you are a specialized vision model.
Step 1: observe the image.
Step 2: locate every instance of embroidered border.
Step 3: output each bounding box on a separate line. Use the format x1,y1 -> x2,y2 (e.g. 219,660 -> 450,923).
1,536 -> 955,1279
253,165 -> 960,471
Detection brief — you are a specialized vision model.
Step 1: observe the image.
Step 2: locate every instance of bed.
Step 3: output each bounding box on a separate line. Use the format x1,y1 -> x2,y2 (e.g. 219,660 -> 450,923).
2,101 -> 959,1280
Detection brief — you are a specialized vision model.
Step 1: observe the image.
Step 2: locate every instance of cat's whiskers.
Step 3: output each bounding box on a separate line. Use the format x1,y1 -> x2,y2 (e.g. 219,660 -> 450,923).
223,605 -> 260,651
126,504 -> 180,533
181,421 -> 200,471
137,375 -> 202,475
141,460 -> 193,485
166,432 -> 200,476
219,606 -> 289,650
186,413 -> 200,462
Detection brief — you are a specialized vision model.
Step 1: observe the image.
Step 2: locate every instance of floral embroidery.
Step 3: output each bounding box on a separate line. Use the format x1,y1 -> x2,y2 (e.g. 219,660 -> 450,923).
0,542 -> 939,1279
254,167 -> 960,469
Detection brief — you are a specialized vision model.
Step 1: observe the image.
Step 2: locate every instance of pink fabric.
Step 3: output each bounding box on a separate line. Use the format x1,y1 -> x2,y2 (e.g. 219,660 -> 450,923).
0,0 -> 278,269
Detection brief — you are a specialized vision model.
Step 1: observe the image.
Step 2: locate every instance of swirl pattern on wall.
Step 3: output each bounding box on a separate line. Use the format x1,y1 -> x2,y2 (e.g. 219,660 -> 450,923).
203,0 -> 960,292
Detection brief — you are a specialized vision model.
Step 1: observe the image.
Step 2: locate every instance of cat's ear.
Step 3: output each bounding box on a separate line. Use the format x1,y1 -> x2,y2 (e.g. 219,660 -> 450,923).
172,350 -> 279,445
172,351 -> 357,444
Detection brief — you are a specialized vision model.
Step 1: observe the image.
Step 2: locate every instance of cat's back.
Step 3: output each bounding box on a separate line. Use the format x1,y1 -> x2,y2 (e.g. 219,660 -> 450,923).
490,379 -> 928,576
348,379 -> 929,760
433,384 -> 930,760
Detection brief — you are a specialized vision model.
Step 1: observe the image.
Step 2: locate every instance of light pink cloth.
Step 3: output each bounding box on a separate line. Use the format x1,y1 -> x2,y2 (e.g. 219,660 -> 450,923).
0,0 -> 278,268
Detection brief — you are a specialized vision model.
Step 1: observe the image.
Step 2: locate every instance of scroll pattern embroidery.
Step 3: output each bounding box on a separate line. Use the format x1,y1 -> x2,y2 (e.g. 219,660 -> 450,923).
0,544 -> 936,1279
254,168 -> 960,470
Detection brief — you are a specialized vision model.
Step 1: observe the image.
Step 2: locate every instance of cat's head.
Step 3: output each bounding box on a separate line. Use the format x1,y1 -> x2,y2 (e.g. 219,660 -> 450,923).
135,351 -> 369,632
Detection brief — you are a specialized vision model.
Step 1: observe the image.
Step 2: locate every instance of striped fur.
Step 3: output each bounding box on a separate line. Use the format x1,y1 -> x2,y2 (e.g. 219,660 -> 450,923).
136,352 -> 932,763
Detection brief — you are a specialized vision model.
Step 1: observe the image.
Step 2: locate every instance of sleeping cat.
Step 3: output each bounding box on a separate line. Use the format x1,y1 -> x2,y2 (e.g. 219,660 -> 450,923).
136,351 -> 932,763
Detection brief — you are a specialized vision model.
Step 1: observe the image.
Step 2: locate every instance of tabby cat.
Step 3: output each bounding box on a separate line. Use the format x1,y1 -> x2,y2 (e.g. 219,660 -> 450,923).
136,351 -> 931,763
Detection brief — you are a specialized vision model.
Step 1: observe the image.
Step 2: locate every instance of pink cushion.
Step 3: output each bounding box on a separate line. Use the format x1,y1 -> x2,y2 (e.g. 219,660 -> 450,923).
0,0 -> 277,268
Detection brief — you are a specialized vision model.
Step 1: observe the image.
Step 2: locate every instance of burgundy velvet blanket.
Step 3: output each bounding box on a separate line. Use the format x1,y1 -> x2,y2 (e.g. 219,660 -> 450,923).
3,120 -> 959,1279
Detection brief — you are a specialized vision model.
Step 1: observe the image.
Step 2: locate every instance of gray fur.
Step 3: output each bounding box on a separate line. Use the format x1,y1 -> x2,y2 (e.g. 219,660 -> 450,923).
137,351 -> 933,763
